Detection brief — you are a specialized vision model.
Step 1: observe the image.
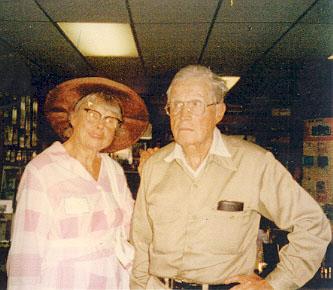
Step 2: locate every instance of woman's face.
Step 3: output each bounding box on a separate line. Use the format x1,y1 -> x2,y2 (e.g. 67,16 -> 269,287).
70,97 -> 121,153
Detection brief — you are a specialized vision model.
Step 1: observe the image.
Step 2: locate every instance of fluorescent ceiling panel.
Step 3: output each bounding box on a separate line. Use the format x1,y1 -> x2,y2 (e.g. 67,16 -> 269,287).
58,22 -> 138,57
219,76 -> 240,90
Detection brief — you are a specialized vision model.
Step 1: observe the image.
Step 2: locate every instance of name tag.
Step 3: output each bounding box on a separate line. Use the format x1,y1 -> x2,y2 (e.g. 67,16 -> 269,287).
64,197 -> 90,215
217,200 -> 244,212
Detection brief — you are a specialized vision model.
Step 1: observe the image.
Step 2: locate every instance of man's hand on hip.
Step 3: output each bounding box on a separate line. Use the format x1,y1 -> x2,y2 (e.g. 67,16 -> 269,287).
224,274 -> 273,290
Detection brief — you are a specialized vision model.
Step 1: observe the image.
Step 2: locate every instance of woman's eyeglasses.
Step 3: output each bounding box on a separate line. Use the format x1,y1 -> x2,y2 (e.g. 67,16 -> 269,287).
83,108 -> 121,129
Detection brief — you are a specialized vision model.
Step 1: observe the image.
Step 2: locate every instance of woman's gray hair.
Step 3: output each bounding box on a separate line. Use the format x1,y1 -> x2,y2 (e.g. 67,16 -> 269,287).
74,92 -> 122,120
166,65 -> 228,103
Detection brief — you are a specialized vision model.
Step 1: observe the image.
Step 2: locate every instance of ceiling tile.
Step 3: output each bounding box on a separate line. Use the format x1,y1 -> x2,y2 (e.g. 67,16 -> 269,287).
144,55 -> 199,77
37,0 -> 129,22
268,23 -> 333,59
87,57 -> 146,92
88,57 -> 144,78
0,40 -> 12,55
300,0 -> 333,24
0,0 -> 330,94
136,23 -> 209,61
0,21 -> 91,74
129,0 -> 219,23
0,53 -> 34,95
136,22 -> 210,76
217,0 -> 315,22
0,0 -> 48,21
204,23 -> 290,61
202,57 -> 255,76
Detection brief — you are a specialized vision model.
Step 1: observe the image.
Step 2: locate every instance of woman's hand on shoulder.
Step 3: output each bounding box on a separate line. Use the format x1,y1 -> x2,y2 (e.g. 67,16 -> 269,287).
138,147 -> 159,176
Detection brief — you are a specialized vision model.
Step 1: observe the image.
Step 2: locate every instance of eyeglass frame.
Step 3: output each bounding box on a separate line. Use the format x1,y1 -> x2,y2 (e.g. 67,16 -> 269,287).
164,99 -> 219,116
82,108 -> 122,129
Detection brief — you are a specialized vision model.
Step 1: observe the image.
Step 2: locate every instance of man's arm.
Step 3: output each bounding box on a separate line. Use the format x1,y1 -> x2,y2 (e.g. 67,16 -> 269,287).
258,152 -> 331,289
130,162 -> 153,289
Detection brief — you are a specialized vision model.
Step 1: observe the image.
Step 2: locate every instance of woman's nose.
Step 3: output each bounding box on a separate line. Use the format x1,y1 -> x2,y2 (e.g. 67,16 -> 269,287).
96,118 -> 106,128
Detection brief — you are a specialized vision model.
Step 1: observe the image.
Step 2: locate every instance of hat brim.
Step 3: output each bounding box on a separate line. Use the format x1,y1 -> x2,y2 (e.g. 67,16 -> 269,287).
44,77 -> 149,152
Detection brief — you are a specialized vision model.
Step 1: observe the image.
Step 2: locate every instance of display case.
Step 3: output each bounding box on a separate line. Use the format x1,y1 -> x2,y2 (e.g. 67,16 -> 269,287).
0,92 -> 40,286
112,138 -> 152,197
0,93 -> 40,202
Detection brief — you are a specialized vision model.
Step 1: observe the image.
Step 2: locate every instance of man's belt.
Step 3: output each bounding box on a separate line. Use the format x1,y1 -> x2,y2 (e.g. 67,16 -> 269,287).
158,277 -> 239,290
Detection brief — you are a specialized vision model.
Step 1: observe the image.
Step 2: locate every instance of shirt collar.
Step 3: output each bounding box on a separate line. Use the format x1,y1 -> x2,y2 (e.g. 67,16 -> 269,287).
210,127 -> 231,157
164,127 -> 231,163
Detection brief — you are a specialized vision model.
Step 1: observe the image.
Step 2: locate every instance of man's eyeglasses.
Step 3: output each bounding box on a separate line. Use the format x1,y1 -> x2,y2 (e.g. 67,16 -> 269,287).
83,108 -> 121,129
164,100 -> 218,116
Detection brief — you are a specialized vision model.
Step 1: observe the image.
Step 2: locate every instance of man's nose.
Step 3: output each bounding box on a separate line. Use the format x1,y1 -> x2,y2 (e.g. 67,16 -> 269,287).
179,104 -> 192,118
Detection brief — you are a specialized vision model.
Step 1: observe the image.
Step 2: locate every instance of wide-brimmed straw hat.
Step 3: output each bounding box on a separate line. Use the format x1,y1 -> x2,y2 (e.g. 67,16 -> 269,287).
44,77 -> 149,152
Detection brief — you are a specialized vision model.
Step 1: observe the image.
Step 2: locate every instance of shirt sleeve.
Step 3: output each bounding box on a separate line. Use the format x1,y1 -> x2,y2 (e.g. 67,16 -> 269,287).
7,164 -> 52,289
130,162 -> 153,289
258,152 -> 331,290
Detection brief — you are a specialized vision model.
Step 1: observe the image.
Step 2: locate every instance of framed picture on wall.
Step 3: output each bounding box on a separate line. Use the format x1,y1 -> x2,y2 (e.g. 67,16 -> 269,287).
0,165 -> 21,200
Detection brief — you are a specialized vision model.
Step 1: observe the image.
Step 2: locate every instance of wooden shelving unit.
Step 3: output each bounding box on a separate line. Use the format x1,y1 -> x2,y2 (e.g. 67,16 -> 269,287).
0,94 -> 40,202
0,92 -> 41,284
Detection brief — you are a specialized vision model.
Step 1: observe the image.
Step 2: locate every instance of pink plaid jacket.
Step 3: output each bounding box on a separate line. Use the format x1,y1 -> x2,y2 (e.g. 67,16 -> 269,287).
7,142 -> 134,290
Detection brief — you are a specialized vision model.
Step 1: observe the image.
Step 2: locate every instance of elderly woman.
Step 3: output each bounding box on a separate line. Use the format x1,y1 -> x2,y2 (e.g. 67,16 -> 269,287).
7,77 -> 148,290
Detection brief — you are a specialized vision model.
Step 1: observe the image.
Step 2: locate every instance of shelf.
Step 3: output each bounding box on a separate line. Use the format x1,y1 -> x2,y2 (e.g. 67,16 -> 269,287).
0,94 -> 40,200
124,171 -> 138,174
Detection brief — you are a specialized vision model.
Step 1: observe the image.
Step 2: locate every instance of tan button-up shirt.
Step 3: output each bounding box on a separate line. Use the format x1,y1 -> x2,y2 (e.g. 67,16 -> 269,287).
130,133 -> 331,290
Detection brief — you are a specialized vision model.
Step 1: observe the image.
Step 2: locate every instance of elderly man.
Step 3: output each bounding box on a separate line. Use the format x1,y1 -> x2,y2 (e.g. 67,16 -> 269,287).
130,65 -> 331,290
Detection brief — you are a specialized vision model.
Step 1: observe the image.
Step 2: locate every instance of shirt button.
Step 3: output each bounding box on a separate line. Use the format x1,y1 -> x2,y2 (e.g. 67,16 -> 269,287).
96,185 -> 103,191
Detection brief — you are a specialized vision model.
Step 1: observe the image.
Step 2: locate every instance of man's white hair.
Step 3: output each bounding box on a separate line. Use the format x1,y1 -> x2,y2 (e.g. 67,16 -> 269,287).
166,65 -> 228,103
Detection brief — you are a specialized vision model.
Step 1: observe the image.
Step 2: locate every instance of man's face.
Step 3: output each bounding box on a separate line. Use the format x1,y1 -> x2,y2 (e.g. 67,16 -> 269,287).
168,77 -> 225,148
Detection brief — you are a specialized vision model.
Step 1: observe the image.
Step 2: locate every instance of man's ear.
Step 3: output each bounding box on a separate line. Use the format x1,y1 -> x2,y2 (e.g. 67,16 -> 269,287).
215,102 -> 226,124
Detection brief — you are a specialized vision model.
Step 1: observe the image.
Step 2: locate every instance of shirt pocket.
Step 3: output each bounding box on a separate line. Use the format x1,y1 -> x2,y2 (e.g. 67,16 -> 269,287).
148,204 -> 180,227
148,204 -> 181,253
64,197 -> 90,215
54,196 -> 94,239
194,209 -> 253,255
